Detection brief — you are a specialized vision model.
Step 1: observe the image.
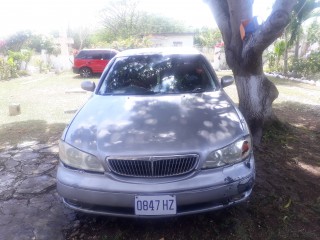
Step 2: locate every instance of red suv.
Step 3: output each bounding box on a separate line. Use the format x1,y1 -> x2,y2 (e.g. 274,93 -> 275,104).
73,49 -> 119,77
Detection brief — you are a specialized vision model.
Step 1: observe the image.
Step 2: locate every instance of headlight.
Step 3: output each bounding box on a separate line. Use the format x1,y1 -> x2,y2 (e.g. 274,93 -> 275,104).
59,140 -> 104,173
203,135 -> 252,169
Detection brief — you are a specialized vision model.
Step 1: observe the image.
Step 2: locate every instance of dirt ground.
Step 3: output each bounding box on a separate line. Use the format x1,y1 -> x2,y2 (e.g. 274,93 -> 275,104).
64,101 -> 320,239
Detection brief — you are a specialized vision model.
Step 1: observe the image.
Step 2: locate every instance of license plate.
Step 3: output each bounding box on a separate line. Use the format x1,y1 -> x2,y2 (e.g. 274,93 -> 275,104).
135,195 -> 177,216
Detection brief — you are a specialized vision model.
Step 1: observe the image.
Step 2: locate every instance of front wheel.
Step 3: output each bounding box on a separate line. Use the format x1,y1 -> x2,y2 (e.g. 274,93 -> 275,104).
79,67 -> 92,78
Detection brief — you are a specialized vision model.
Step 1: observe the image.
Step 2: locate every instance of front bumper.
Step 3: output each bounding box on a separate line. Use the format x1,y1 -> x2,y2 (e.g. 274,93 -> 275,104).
57,156 -> 255,218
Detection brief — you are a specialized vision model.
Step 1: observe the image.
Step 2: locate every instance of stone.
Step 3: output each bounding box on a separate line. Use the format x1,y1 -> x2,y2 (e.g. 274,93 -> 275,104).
0,143 -> 76,240
21,163 -> 55,175
13,152 -> 40,162
29,194 -> 55,211
39,145 -> 59,154
0,214 -> 13,226
31,143 -> 53,151
0,172 -> 17,190
36,163 -> 56,174
44,156 -> 59,164
19,148 -> 34,153
4,159 -> 20,169
0,155 -> 11,165
17,141 -> 39,149
0,153 -> 11,159
21,164 -> 38,175
0,199 -> 29,215
0,189 -> 14,200
16,175 -> 56,194
8,103 -> 21,116
3,145 -> 16,151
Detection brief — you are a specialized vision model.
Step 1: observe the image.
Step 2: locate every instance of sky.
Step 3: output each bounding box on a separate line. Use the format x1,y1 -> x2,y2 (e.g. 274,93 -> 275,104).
0,0 -> 274,38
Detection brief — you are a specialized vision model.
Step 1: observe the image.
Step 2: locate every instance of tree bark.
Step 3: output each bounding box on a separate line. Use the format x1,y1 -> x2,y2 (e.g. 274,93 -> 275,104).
294,33 -> 300,60
293,33 -> 300,76
206,0 -> 298,146
235,74 -> 279,145
283,32 -> 288,76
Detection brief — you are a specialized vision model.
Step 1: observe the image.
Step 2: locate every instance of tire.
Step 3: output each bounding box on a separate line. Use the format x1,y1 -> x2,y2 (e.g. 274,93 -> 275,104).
80,67 -> 92,78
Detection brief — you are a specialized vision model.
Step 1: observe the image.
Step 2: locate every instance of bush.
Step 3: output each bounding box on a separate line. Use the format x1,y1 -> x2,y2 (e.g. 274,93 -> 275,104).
0,49 -> 34,80
265,52 -> 278,72
290,52 -> 320,78
110,36 -> 152,51
0,56 -> 18,80
17,70 -> 30,77
8,49 -> 33,70
0,57 -> 10,80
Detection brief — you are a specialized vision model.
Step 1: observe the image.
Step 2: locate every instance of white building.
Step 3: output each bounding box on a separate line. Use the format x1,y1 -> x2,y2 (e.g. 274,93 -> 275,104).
149,33 -> 194,48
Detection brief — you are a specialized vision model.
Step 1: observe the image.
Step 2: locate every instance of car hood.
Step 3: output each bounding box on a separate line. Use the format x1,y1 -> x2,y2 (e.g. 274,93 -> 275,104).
64,92 -> 245,157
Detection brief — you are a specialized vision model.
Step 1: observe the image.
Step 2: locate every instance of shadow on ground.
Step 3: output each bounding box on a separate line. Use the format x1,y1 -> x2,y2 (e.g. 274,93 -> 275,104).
64,101 -> 320,240
72,73 -> 101,80
0,120 -> 66,148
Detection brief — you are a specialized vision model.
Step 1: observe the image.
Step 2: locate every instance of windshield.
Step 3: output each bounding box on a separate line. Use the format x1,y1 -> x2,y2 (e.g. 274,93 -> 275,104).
98,54 -> 217,95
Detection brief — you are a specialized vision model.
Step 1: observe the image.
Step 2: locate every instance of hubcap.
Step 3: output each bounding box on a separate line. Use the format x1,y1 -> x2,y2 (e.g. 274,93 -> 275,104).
81,68 -> 91,77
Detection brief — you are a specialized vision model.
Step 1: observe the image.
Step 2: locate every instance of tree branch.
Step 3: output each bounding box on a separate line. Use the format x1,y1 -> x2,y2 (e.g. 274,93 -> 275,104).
206,0 -> 245,70
245,0 -> 298,56
227,0 -> 253,72
205,0 -> 231,47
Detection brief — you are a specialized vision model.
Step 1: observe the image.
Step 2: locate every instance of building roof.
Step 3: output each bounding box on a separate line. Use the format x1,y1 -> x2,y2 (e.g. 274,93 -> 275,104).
149,32 -> 195,37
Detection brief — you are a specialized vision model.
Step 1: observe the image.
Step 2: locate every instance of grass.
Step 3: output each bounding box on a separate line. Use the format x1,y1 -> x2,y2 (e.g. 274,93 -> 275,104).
0,72 -> 98,146
271,77 -> 320,105
220,73 -> 320,106
0,72 -> 92,124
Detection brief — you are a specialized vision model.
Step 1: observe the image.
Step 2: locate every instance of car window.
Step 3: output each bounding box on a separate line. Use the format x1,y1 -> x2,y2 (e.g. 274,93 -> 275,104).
102,51 -> 118,60
90,52 -> 103,59
102,52 -> 110,60
110,51 -> 118,58
98,54 -> 217,95
75,51 -> 86,59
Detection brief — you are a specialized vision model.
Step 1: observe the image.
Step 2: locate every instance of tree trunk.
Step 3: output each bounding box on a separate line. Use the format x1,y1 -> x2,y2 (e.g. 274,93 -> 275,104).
293,34 -> 300,76
283,32 -> 288,76
294,34 -> 300,60
235,74 -> 279,145
206,0 -> 297,146
283,48 -> 288,75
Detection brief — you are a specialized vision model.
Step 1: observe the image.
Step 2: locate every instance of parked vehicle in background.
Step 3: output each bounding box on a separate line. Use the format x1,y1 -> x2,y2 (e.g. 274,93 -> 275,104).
58,47 -> 255,218
73,49 -> 119,77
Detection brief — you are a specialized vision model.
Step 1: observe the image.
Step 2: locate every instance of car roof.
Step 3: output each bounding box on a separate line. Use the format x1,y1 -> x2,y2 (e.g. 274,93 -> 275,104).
116,47 -> 202,58
80,49 -> 118,52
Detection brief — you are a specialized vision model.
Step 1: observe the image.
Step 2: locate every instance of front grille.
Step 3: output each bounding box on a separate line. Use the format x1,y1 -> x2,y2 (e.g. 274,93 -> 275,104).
107,155 -> 198,178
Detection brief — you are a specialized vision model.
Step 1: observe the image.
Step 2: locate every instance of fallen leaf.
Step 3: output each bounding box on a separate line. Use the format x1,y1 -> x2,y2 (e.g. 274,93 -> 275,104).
284,199 -> 292,208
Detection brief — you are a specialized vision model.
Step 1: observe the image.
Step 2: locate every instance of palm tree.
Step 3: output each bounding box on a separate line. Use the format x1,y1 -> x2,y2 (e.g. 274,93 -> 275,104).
284,0 -> 320,75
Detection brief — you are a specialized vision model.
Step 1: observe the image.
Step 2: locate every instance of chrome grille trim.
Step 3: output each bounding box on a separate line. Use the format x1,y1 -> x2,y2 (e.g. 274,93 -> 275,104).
106,155 -> 199,178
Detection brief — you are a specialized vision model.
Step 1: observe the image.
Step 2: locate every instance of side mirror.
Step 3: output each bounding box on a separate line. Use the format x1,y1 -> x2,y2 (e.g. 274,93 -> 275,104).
221,76 -> 234,88
81,81 -> 96,92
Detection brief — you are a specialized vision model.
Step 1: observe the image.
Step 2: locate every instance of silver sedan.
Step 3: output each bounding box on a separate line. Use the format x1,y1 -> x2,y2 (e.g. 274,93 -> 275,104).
57,48 -> 255,218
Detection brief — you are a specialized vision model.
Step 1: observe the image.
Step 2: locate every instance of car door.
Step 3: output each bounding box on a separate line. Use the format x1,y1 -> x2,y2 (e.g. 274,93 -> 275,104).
89,52 -> 105,73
